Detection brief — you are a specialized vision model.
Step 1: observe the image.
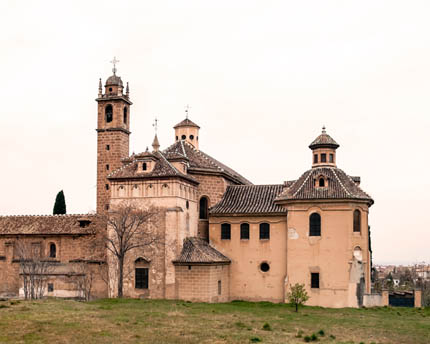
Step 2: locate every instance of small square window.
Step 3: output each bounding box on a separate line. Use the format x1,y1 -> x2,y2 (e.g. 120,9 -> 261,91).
321,154 -> 326,163
311,273 -> 320,288
106,145 -> 110,151
105,184 -> 109,190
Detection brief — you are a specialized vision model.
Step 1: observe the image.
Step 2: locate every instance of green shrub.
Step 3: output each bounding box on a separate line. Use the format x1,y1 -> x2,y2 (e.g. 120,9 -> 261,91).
262,322 -> 272,331
250,337 -> 262,342
304,336 -> 311,342
310,333 -> 318,341
318,329 -> 325,336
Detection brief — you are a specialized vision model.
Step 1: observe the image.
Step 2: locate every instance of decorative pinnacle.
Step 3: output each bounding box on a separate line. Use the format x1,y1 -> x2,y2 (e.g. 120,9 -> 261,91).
185,104 -> 191,119
322,125 -> 326,134
126,82 -> 129,96
110,56 -> 120,75
152,134 -> 160,152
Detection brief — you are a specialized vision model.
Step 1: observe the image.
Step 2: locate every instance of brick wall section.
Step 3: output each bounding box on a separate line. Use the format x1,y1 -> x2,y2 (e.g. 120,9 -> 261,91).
97,130 -> 129,213
175,264 -> 229,302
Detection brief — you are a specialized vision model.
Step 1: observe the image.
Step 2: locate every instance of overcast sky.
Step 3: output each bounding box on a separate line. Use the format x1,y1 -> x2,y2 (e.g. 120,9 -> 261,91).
1,1 -> 429,265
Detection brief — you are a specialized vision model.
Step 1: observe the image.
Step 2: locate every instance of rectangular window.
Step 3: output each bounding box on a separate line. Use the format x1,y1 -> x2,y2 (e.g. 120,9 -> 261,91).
259,223 -> 270,240
221,223 -> 231,240
240,223 -> 249,240
48,283 -> 54,292
106,145 -> 110,151
218,280 -> 222,295
329,154 -> 334,163
321,154 -> 326,163
311,273 -> 320,288
135,268 -> 149,289
106,164 -> 110,171
105,184 -> 109,190
313,154 -> 318,163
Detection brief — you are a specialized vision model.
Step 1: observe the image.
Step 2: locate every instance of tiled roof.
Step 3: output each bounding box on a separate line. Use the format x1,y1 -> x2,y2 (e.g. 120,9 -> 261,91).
173,118 -> 200,129
173,237 -> 230,265
309,128 -> 339,149
163,140 -> 251,185
274,167 -> 374,204
108,150 -> 198,184
0,214 -> 101,235
210,184 -> 287,215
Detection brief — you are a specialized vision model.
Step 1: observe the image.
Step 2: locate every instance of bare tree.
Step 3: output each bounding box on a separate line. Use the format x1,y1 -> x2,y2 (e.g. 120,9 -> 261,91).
102,203 -> 162,298
14,240 -> 54,300
71,261 -> 96,301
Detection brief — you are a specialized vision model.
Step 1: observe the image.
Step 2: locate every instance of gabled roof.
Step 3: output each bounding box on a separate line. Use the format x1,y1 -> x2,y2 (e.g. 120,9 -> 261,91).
0,214 -> 101,236
274,167 -> 373,205
173,237 -> 230,265
108,150 -> 198,184
174,118 -> 200,129
163,140 -> 251,185
210,184 -> 287,215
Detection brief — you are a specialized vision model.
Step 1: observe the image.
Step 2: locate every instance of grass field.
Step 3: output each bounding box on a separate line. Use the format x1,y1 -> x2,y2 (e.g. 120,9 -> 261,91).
0,298 -> 429,344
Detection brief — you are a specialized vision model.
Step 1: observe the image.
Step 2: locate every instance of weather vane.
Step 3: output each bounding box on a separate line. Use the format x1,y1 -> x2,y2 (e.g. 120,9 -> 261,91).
185,104 -> 191,119
152,117 -> 159,134
110,56 -> 120,75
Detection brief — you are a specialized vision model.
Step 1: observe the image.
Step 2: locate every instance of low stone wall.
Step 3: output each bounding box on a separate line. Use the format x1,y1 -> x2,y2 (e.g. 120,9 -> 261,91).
363,293 -> 384,307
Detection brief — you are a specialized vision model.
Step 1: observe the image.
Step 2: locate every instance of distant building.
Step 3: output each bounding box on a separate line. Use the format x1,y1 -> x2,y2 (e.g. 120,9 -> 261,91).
0,65 -> 375,308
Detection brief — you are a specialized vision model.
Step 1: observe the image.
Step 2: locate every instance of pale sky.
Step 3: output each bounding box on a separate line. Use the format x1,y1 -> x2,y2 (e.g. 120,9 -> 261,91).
1,1 -> 429,265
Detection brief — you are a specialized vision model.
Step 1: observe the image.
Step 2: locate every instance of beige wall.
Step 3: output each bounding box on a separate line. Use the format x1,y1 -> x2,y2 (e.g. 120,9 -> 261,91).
284,201 -> 370,308
209,215 -> 288,302
175,264 -> 229,302
109,178 -> 198,299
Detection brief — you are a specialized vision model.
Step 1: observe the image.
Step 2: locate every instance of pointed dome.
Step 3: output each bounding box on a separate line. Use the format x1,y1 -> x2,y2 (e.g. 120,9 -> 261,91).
152,134 -> 160,152
309,127 -> 339,150
174,118 -> 200,129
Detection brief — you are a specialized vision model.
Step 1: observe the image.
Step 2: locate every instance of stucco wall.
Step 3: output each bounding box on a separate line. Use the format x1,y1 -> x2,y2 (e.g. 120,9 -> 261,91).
284,201 -> 370,308
209,215 -> 288,302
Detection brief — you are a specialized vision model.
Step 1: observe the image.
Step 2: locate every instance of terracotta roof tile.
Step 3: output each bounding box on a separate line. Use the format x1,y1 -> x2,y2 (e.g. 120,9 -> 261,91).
309,128 -> 339,149
0,214 -> 101,235
108,151 -> 198,184
163,141 -> 251,185
210,184 -> 287,215
173,237 -> 230,264
275,167 -> 373,204
173,118 -> 200,129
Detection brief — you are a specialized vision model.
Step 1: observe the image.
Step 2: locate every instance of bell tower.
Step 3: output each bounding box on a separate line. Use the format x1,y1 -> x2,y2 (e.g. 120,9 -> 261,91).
96,58 -> 132,213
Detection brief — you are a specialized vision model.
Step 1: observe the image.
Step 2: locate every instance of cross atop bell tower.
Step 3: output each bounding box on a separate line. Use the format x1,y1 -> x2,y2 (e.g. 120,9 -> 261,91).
95,60 -> 133,213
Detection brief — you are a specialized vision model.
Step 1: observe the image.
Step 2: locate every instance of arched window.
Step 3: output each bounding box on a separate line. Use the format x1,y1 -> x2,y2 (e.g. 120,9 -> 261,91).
259,223 -> 270,240
309,213 -> 321,236
105,104 -> 113,123
221,223 -> 231,240
199,197 -> 208,219
319,178 -> 325,187
49,243 -> 56,258
135,258 -> 149,289
353,210 -> 361,233
142,162 -> 147,171
240,223 -> 249,240
123,107 -> 127,124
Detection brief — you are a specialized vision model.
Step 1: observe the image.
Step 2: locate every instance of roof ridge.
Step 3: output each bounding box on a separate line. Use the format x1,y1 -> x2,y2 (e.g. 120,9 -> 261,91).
331,168 -> 352,196
292,170 -> 313,197
180,140 -> 188,158
158,151 -> 184,176
107,160 -> 135,178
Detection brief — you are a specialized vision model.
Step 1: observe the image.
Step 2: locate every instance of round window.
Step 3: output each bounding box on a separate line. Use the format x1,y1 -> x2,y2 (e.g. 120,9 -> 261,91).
190,135 -> 194,140
109,87 -> 113,92
260,262 -> 270,272
181,135 -> 186,140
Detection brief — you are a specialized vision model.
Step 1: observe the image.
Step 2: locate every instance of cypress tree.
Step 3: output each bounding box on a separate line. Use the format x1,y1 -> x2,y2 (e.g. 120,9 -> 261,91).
53,190 -> 67,215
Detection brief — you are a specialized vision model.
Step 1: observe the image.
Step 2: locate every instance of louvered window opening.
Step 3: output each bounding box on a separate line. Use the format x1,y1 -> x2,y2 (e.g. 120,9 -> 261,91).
240,223 -> 250,240
221,223 -> 231,240
259,223 -> 270,240
135,268 -> 149,289
309,213 -> 321,236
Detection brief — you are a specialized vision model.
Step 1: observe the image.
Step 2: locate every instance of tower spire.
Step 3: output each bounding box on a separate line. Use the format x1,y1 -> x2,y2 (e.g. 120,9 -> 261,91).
126,82 -> 129,97
98,78 -> 102,97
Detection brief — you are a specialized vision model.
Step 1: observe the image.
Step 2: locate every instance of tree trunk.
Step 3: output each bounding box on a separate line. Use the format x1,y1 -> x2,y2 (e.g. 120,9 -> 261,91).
117,256 -> 124,298
295,303 -> 298,312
